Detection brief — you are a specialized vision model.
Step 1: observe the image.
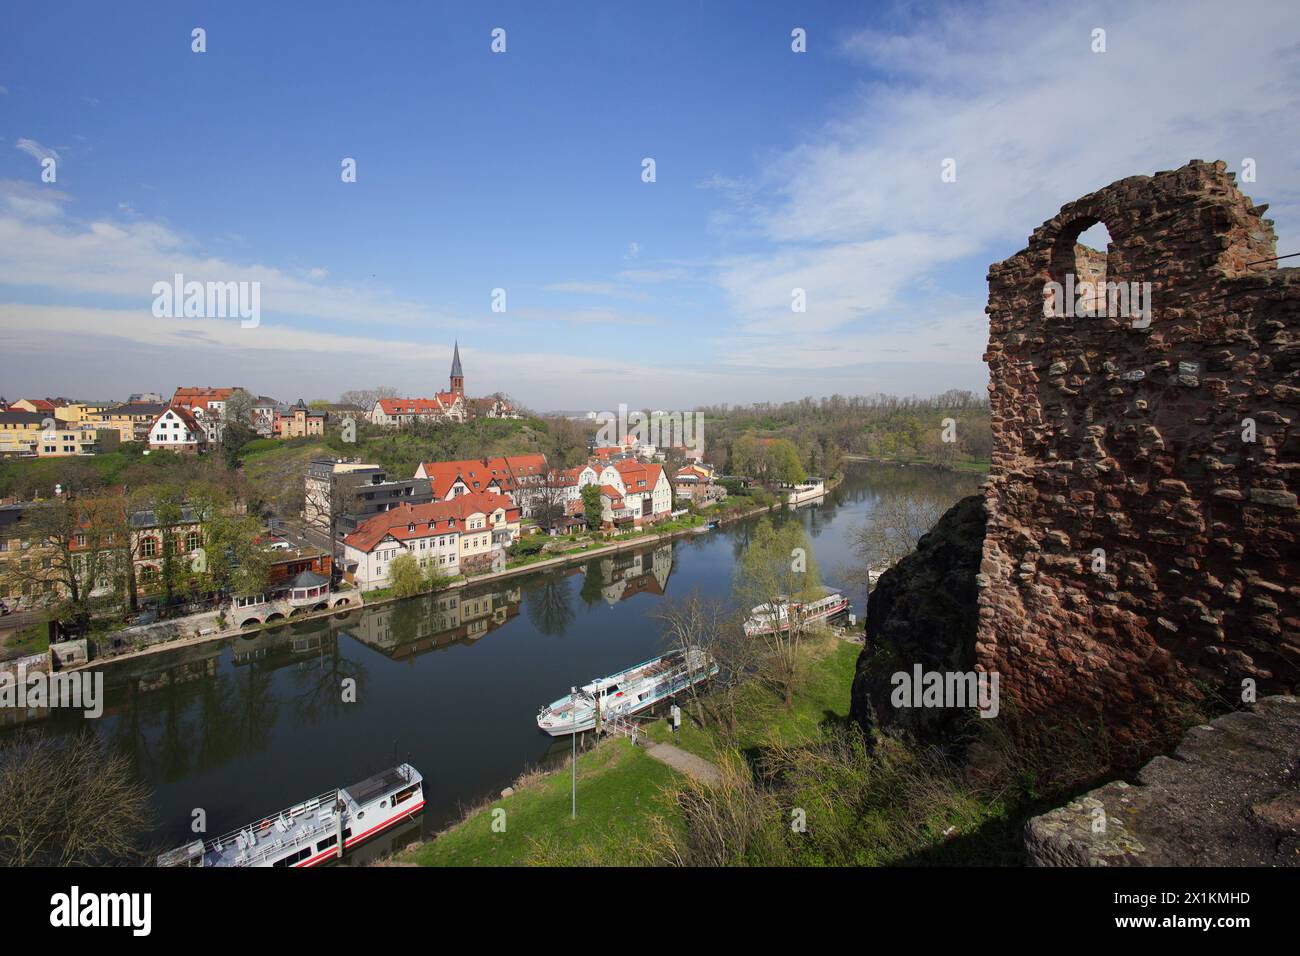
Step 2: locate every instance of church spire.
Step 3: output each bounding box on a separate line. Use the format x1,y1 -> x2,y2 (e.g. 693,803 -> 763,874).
450,341 -> 464,396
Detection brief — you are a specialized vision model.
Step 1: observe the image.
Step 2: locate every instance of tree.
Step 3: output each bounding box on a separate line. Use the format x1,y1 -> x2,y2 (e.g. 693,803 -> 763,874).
220,421 -> 259,468
733,518 -> 821,709
542,416 -> 587,469
848,490 -> 946,593
0,730 -> 152,866
338,386 -> 398,414
532,479 -> 569,532
581,484 -> 604,531
302,469 -> 364,560
766,438 -> 806,484
189,487 -> 270,599
388,553 -> 424,598
223,388 -> 255,426
653,591 -> 757,739
0,495 -> 123,633
730,434 -> 764,479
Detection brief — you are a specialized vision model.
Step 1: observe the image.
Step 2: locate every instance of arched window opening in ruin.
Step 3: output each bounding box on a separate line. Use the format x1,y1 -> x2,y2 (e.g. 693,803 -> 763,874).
1046,218 -> 1123,319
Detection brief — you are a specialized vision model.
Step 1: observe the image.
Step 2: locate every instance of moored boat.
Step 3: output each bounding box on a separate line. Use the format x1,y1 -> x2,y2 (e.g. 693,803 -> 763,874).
156,763 -> 425,868
536,648 -> 718,736
743,587 -> 850,636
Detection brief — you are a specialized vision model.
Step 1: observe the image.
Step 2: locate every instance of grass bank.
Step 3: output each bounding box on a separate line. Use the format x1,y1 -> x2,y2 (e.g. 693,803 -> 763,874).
403,738 -> 682,866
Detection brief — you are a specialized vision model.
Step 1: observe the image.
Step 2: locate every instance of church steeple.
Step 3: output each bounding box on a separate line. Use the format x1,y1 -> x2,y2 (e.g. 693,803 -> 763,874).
449,341 -> 464,396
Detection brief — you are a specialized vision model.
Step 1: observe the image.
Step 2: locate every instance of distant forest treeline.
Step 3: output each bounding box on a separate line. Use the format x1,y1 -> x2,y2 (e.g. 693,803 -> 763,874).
699,390 -> 991,475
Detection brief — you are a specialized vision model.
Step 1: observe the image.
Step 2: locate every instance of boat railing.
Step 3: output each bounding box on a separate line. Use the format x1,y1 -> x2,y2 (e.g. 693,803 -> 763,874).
202,787 -> 341,856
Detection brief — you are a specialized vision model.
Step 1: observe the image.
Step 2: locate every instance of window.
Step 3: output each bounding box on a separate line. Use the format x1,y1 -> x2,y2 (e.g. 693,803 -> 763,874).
141,536 -> 157,558
186,531 -> 201,552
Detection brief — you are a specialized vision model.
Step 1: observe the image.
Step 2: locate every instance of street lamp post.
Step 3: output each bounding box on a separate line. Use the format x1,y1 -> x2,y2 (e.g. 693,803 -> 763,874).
571,686 -> 577,819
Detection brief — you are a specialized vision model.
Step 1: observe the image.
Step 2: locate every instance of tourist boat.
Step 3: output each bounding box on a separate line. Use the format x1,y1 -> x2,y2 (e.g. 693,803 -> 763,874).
786,478 -> 826,507
156,764 -> 424,868
743,587 -> 850,636
536,648 -> 718,736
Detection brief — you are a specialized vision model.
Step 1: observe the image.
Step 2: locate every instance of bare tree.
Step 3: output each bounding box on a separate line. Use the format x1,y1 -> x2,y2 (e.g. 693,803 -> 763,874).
848,491 -> 946,593
531,478 -> 570,532
653,590 -> 758,738
0,730 -> 153,866
0,495 -> 126,631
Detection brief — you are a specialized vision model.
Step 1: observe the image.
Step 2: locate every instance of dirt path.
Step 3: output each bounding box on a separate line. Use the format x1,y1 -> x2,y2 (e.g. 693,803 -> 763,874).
643,741 -> 722,785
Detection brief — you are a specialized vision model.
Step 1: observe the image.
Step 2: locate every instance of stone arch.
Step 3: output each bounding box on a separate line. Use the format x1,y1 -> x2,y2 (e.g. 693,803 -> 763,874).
1046,214 -> 1124,320
239,616 -> 262,628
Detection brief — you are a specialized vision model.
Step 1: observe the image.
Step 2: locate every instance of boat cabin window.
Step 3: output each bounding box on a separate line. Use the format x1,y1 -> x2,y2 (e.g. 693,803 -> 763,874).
393,784 -> 419,806
603,684 -> 619,695
273,846 -> 312,867
316,835 -> 338,852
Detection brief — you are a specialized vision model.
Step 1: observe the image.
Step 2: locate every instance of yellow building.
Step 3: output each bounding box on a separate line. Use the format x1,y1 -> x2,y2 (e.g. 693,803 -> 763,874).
0,411 -> 43,456
54,401 -> 117,425
278,399 -> 326,438
95,402 -> 170,443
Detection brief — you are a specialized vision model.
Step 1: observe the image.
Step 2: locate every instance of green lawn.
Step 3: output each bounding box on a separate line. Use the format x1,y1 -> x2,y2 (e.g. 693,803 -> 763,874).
405,738 -> 682,866
646,631 -> 861,758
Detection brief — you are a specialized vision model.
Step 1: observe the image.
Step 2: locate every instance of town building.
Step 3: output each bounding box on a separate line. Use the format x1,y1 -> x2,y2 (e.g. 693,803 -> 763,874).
595,459 -> 672,527
340,492 -> 521,591
414,454 -> 549,515
672,464 -> 726,504
170,387 -> 238,445
251,396 -> 279,437
304,460 -> 435,544
96,402 -> 171,443
147,406 -> 208,454
276,399 -> 326,438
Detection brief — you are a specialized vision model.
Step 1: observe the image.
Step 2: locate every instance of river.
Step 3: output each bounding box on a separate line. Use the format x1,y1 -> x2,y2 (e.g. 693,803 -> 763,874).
3,463 -> 981,856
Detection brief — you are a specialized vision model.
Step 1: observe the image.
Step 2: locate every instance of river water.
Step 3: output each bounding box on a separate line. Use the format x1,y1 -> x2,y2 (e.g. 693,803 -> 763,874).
4,463 -> 980,855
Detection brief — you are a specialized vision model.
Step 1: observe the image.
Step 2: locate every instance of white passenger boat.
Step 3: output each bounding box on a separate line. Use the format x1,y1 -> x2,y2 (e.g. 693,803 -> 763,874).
743,587 -> 850,636
536,648 -> 718,736
156,764 -> 424,868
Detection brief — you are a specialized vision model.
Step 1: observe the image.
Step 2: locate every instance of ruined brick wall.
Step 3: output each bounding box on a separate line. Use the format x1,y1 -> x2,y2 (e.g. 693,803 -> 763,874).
978,160 -> 1300,739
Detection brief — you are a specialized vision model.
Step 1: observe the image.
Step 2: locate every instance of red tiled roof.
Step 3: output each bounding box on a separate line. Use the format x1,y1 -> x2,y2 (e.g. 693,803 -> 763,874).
613,459 -> 663,492
343,492 -> 519,554
417,455 -> 548,498
171,387 -> 236,413
376,394 -> 462,416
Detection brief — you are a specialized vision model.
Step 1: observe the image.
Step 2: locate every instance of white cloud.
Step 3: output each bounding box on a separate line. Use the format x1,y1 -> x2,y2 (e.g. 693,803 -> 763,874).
15,138 -> 60,164
0,180 -> 464,331
707,0 -> 1300,389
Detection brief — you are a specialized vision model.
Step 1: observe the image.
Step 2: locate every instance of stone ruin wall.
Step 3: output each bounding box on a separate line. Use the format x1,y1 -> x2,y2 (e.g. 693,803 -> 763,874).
977,160 -> 1300,739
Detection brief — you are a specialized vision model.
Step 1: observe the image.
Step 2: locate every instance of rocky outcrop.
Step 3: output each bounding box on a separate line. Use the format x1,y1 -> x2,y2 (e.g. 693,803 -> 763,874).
1025,696 -> 1300,866
849,494 -> 986,741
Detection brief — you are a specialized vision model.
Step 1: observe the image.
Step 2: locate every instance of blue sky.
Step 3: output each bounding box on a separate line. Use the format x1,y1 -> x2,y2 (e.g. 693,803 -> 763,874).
1,1 -> 1298,410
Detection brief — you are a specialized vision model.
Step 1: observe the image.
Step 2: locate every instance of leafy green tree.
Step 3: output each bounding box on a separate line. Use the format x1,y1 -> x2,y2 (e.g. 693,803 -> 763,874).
388,553 -> 424,598
766,438 -> 806,484
581,484 -> 604,531
733,518 -> 821,709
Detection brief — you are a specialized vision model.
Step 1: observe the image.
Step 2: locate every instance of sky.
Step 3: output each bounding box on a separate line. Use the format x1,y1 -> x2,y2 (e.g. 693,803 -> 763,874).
1,0 -> 1298,412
